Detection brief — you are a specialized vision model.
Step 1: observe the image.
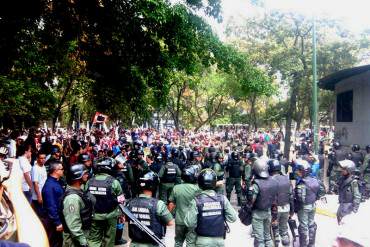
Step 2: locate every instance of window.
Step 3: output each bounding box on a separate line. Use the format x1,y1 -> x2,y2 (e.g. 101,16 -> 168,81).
336,90 -> 353,122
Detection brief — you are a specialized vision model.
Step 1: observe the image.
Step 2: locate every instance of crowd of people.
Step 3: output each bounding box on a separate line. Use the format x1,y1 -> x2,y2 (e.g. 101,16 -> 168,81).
0,125 -> 368,247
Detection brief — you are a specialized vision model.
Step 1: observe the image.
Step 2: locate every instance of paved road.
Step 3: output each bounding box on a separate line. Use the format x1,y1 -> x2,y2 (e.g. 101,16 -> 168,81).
119,194 -> 341,247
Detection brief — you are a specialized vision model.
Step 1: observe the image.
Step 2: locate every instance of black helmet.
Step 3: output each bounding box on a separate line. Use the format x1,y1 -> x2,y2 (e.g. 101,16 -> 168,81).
366,145 -> 370,152
346,152 -> 353,160
190,151 -> 201,160
155,153 -> 163,162
338,160 -> 356,174
295,159 -> 311,176
79,154 -> 91,163
68,164 -> 87,181
94,157 -> 116,173
252,158 -> 269,178
139,171 -> 159,191
352,144 -> 360,152
333,141 -> 341,150
197,169 -> 217,190
137,149 -> 144,156
268,159 -> 281,174
171,148 -> 179,158
129,151 -> 137,160
231,151 -> 239,160
208,146 -> 216,153
181,165 -> 198,183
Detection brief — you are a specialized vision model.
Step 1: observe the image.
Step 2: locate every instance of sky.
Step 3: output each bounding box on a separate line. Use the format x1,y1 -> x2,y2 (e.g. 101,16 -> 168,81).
210,0 -> 370,38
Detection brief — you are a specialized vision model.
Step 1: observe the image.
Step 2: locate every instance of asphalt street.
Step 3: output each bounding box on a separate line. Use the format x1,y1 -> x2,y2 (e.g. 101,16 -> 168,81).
119,194 -> 344,247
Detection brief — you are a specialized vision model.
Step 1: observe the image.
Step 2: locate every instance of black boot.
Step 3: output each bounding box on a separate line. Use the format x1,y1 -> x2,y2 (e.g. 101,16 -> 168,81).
115,227 -> 126,245
298,228 -> 308,247
308,223 -> 317,247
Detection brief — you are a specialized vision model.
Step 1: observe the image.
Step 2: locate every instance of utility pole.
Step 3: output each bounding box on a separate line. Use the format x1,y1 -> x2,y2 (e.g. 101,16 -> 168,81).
312,17 -> 319,154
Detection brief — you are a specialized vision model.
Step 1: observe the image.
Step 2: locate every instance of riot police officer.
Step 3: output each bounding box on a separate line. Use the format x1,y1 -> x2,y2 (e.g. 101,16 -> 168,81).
184,169 -> 237,246
112,156 -> 131,245
248,158 -> 278,247
168,166 -> 201,247
226,151 -> 244,205
171,148 -> 186,172
336,160 -> 361,224
62,164 -> 94,247
361,145 -> 370,199
350,144 -> 364,168
158,154 -> 182,203
87,158 -> 123,247
126,171 -> 174,247
212,152 -> 226,194
78,154 -> 93,178
189,151 -> 203,171
294,159 -> 325,247
328,141 -> 347,193
268,159 -> 294,247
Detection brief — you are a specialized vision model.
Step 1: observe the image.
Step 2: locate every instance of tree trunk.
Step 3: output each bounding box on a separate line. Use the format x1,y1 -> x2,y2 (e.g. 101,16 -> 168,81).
284,79 -> 299,160
52,79 -> 73,130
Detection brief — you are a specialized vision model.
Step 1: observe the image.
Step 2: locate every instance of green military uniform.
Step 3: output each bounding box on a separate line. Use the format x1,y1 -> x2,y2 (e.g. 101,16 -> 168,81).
184,190 -> 237,247
158,162 -> 182,203
336,175 -> 361,222
212,162 -> 225,194
129,194 -> 174,247
295,177 -> 326,247
169,183 -> 201,247
249,183 -> 274,247
62,186 -> 92,247
87,173 -> 123,247
361,153 -> 370,198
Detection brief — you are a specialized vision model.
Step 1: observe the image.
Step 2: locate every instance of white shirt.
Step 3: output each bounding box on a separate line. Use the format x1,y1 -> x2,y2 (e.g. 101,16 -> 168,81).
18,156 -> 32,192
31,163 -> 47,200
7,139 -> 16,158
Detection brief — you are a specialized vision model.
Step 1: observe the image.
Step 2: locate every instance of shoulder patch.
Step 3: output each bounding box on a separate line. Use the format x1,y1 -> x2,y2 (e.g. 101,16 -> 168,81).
69,204 -> 75,213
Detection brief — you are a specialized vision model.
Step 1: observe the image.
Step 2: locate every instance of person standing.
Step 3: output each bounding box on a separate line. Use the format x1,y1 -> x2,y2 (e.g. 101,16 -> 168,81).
294,159 -> 326,247
184,169 -> 237,247
62,164 -> 94,247
336,160 -> 361,224
168,166 -> 201,247
361,145 -> 370,200
87,157 -> 123,247
18,144 -> 33,203
31,151 -> 47,216
127,171 -> 174,247
268,159 -> 294,247
42,159 -> 65,247
328,141 -> 346,193
158,154 -> 182,203
248,158 -> 278,247
225,151 -> 243,206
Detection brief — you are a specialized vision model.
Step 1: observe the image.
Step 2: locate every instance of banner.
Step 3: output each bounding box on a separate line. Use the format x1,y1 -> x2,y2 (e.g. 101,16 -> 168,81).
93,112 -> 108,124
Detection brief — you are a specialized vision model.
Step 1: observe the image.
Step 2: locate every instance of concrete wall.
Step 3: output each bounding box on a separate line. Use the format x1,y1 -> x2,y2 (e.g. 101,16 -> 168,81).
334,70 -> 370,147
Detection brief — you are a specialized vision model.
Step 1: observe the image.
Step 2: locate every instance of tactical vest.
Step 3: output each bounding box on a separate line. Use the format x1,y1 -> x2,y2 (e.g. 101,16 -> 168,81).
335,150 -> 346,162
195,193 -> 225,237
60,188 -> 93,233
162,163 -> 177,183
302,177 -> 320,204
88,175 -> 117,213
228,160 -> 242,178
272,174 -> 291,206
128,197 -> 163,244
254,177 -> 278,210
365,159 -> 370,173
338,176 -> 355,203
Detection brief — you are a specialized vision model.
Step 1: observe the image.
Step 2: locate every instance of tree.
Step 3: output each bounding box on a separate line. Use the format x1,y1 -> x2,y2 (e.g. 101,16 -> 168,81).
226,11 -> 366,158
